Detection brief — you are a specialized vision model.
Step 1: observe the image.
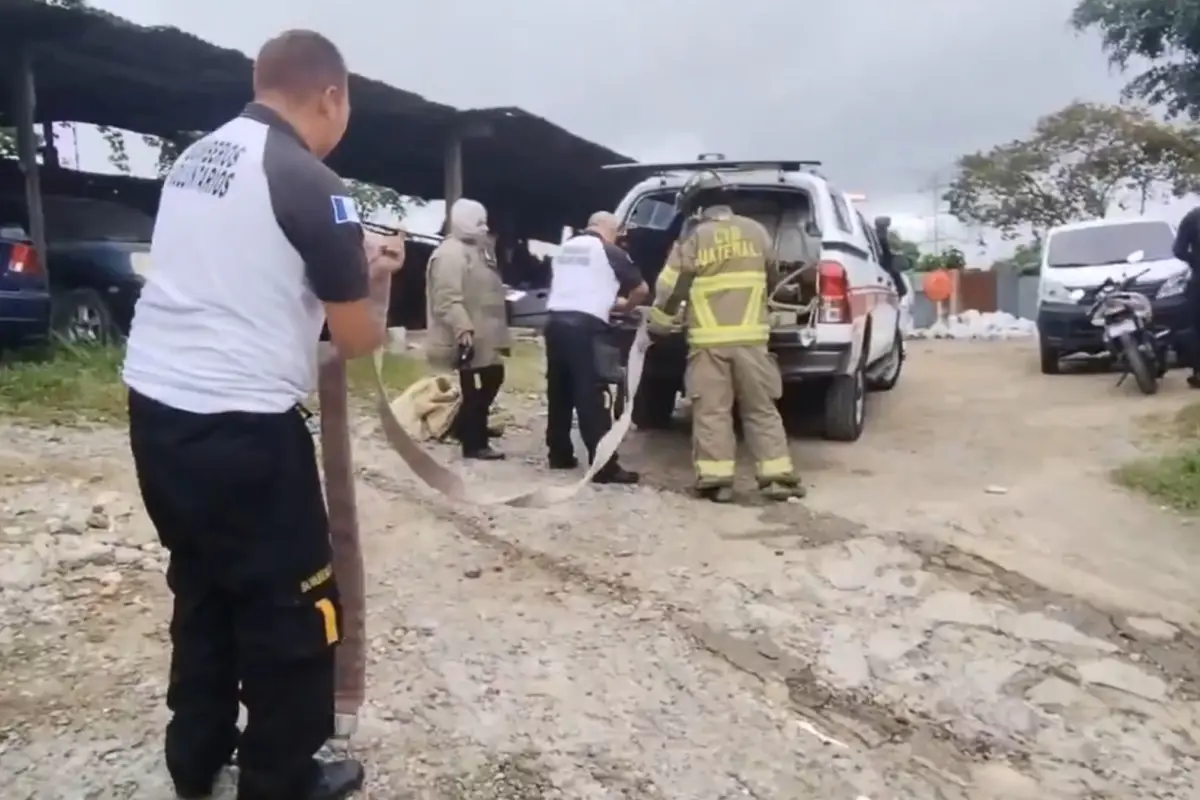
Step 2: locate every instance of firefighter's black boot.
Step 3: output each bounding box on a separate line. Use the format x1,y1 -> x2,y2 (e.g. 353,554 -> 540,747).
236,758 -> 364,800
594,464 -> 640,484
698,486 -> 735,503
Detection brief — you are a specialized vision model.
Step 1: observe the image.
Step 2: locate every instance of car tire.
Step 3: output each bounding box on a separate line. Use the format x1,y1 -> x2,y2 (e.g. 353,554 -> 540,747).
51,288 -> 120,346
868,328 -> 904,392
1039,341 -> 1061,375
632,377 -> 678,430
822,365 -> 866,442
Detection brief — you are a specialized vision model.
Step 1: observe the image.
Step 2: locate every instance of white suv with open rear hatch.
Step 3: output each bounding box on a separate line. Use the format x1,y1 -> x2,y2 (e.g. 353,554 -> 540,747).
604,155 -> 908,441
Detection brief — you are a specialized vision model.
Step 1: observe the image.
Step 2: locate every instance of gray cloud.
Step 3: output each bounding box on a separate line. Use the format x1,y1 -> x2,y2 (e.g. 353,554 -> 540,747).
90,0 -> 1133,245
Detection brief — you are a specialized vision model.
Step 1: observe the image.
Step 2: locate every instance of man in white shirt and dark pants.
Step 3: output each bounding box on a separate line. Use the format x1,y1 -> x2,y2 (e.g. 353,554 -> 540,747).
544,211 -> 648,483
122,30 -> 401,800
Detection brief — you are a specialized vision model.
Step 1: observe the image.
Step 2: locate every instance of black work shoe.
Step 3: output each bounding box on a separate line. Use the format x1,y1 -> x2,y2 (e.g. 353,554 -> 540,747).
698,486 -> 735,503
548,454 -> 579,470
464,446 -> 506,461
1188,373 -> 1200,389
308,759 -> 365,800
761,482 -> 805,501
176,779 -> 215,800
236,758 -> 365,800
594,465 -> 640,485
174,746 -> 238,798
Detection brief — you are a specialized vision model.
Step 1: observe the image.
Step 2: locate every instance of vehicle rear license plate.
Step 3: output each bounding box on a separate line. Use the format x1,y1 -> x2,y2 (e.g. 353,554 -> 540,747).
1106,319 -> 1136,337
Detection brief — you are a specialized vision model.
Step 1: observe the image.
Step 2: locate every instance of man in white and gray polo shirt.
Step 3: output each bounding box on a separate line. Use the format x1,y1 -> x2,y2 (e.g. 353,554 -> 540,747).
122,29 -> 400,800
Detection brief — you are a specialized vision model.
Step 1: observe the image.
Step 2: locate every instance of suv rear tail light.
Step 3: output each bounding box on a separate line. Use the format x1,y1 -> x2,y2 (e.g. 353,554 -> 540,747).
6,243 -> 41,277
817,260 -> 850,324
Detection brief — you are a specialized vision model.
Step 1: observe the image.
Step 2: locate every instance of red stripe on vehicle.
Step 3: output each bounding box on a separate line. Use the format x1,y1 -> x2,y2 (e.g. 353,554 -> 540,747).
847,287 -> 898,318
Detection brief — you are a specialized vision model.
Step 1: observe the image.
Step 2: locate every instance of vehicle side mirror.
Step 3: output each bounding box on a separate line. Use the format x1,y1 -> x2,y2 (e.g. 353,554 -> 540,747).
874,216 -> 892,240
891,254 -> 912,272
803,220 -> 822,238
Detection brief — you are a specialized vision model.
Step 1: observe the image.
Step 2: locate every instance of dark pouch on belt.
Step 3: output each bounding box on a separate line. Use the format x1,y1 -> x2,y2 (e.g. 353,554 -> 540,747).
456,341 -> 475,369
593,339 -> 624,384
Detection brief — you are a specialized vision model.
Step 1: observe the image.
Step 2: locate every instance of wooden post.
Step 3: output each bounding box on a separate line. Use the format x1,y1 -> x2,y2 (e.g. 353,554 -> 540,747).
13,46 -> 48,274
40,121 -> 58,169
441,114 -> 494,234
442,127 -> 462,234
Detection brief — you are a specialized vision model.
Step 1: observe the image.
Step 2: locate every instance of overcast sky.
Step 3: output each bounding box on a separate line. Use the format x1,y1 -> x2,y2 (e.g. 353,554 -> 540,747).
79,0 -> 1164,253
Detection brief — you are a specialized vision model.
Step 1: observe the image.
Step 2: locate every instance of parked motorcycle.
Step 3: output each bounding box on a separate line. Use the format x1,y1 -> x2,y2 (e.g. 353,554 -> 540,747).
1087,250 -> 1173,395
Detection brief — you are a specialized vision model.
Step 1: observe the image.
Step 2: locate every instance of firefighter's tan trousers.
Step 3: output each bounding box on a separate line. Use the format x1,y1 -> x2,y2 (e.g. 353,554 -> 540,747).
684,345 -> 797,488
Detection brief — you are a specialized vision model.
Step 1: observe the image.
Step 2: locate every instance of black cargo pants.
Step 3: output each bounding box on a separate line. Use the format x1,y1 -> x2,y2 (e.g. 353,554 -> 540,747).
128,390 -> 340,796
1185,283 -> 1200,372
544,311 -> 623,468
455,363 -> 505,454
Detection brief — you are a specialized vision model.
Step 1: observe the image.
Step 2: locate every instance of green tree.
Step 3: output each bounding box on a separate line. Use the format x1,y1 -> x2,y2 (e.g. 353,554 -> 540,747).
943,101 -> 1200,241
343,181 -> 426,221
887,231 -> 922,265
914,247 -> 966,272
1073,0 -> 1200,118
993,241 -> 1043,276
135,133 -> 424,220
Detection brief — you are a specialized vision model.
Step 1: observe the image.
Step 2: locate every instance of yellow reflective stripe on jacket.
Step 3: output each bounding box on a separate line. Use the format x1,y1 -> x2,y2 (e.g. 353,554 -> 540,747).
648,306 -> 677,327
654,266 -> 770,347
695,459 -> 735,477
757,456 -> 794,478
741,285 -> 766,326
692,270 -> 764,289
687,326 -> 770,346
657,264 -> 679,292
688,269 -> 770,347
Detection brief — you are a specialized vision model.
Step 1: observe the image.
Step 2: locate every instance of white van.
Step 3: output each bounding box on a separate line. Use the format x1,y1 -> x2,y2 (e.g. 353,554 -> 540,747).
1036,218 -> 1190,374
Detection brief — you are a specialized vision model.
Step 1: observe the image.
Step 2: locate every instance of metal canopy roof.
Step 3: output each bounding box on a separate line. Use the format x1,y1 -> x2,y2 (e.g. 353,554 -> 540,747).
0,0 -> 640,240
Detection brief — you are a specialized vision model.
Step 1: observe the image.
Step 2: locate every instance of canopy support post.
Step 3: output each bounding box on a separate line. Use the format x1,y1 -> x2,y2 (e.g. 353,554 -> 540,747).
442,130 -> 462,234
13,45 -> 48,272
40,120 -> 58,168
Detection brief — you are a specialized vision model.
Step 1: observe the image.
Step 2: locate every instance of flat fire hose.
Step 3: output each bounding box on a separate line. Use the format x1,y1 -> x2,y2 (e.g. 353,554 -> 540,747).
370,316 -> 651,506
320,317 -> 652,736
316,348 -> 366,732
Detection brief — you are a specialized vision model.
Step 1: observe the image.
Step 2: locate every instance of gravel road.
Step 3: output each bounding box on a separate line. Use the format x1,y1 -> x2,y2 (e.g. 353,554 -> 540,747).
2,339 -> 1199,799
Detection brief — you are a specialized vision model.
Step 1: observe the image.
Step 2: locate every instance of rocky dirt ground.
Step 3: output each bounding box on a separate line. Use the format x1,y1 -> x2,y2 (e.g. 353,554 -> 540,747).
3,340 -> 1200,799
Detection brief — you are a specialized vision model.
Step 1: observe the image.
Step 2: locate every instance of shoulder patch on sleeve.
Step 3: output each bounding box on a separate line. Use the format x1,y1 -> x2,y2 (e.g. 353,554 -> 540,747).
331,195 -> 361,225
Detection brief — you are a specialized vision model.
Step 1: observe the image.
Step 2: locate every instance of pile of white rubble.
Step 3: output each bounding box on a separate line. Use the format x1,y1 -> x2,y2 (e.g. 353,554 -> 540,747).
905,309 -> 1036,340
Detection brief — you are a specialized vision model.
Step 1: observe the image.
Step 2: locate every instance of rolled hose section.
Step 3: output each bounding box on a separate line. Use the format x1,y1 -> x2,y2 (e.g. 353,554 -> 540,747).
314,314 -> 647,743
317,347 -> 366,732
767,263 -> 819,316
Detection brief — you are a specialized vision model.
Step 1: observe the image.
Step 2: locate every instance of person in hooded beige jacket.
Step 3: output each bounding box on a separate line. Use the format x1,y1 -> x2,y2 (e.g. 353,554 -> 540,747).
425,198 -> 511,460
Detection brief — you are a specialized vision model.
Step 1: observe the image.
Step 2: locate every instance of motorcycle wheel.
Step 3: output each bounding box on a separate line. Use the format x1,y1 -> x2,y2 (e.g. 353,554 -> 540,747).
1121,334 -> 1158,395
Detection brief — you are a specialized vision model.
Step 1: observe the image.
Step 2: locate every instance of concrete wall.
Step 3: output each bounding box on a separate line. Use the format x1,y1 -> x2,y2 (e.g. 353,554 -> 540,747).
993,268 -> 1039,320
911,292 -> 937,328
906,269 -> 1039,327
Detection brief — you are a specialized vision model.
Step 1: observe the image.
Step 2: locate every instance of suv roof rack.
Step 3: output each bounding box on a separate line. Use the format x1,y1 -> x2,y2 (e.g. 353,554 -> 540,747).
602,159 -> 822,174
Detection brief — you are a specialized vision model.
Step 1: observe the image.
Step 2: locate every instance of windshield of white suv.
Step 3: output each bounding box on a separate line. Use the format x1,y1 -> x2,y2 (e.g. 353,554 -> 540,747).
1046,221 -> 1174,267
625,193 -> 678,230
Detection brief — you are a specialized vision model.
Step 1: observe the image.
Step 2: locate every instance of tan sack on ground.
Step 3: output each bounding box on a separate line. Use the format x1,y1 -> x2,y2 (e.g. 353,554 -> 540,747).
389,374 -> 461,441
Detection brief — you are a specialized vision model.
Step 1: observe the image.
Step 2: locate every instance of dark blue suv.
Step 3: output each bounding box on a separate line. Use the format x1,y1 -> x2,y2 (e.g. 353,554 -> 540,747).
0,228 -> 51,349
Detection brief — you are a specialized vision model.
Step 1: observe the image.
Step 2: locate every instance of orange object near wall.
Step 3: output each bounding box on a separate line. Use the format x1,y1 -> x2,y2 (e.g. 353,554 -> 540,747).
922,269 -> 953,303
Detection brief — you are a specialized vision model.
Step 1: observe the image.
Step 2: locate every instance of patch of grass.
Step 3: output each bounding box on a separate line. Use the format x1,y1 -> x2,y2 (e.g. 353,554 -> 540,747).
0,343 -> 127,426
345,351 -> 431,400
1117,401 -> 1200,511
1172,402 -> 1200,439
0,339 -> 545,426
1115,451 -> 1200,511
346,339 -> 544,400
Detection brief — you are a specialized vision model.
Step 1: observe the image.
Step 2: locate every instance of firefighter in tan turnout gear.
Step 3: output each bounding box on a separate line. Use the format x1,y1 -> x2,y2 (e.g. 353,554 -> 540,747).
649,174 -> 803,503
